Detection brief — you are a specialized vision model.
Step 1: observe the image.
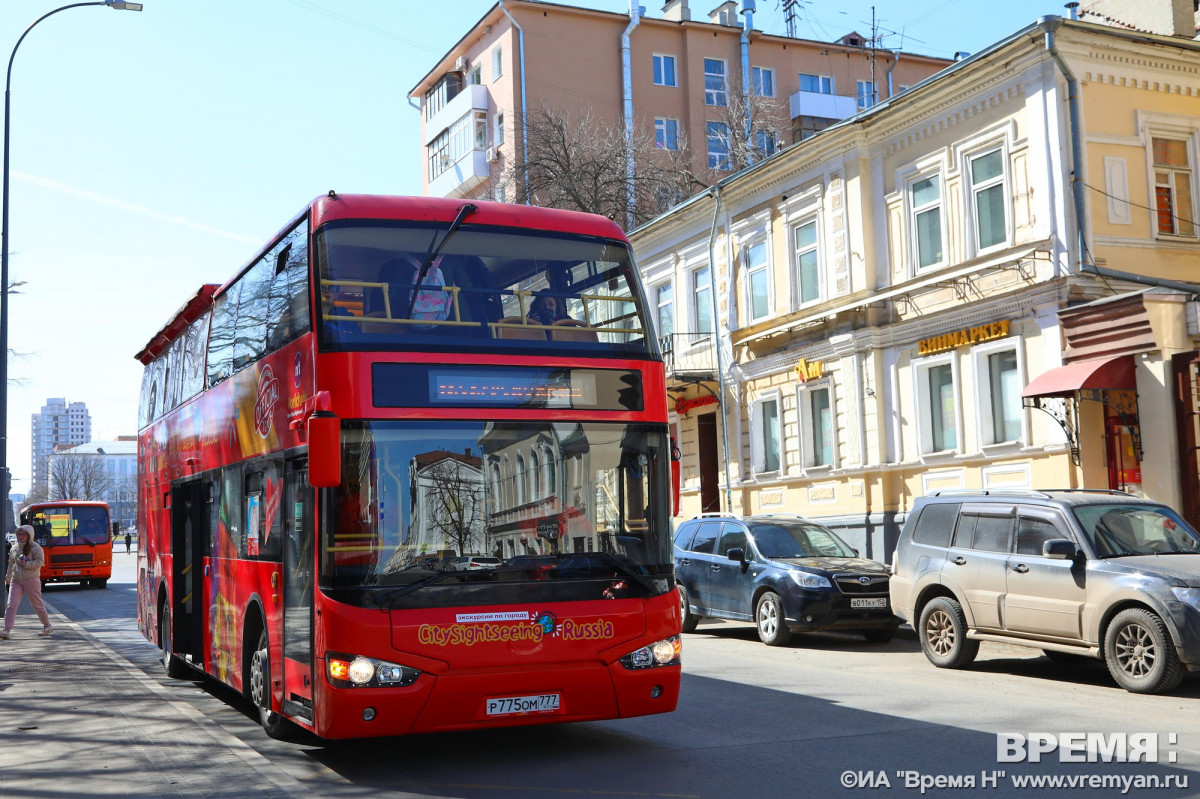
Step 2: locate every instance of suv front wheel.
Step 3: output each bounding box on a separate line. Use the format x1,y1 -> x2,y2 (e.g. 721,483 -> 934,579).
755,592 -> 792,646
918,596 -> 979,669
1104,608 -> 1184,694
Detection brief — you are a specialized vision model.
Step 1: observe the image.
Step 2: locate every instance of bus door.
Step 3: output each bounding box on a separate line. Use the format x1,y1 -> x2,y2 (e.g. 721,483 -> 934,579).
281,457 -> 315,717
170,480 -> 208,668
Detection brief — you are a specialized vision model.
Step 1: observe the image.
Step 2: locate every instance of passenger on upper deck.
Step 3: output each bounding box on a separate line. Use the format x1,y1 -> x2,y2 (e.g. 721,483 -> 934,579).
527,289 -> 571,327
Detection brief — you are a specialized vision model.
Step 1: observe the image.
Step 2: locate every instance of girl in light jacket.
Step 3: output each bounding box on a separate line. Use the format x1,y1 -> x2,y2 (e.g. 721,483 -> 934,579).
3,525 -> 52,638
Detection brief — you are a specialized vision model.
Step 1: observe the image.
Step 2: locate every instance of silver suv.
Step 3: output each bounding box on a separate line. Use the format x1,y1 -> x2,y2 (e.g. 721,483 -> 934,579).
890,489 -> 1200,694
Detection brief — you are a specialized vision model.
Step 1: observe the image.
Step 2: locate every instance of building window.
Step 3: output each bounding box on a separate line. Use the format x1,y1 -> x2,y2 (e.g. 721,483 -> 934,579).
655,282 -> 674,339
704,59 -> 727,107
799,384 -> 834,468
916,357 -> 958,454
744,240 -> 770,322
653,53 -> 677,87
706,121 -> 730,170
753,396 -> 782,474
857,80 -> 875,109
793,217 -> 820,306
978,346 -> 1022,445
474,110 -> 487,149
969,148 -> 1008,250
492,47 -> 504,80
655,117 -> 679,150
911,174 -> 944,269
799,73 -> 832,94
754,129 -> 778,157
468,63 -> 482,85
494,111 -> 504,146
752,66 -> 775,97
1152,137 -> 1195,237
425,72 -> 462,121
692,265 -> 712,340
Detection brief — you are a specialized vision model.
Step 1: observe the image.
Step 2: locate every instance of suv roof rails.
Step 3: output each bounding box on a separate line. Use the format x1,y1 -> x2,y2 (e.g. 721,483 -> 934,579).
749,512 -> 812,521
1036,488 -> 1139,497
688,511 -> 734,519
929,489 -> 1052,498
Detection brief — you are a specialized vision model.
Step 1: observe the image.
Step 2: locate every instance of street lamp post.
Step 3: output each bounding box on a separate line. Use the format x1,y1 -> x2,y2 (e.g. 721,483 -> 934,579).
1,1 -> 142,522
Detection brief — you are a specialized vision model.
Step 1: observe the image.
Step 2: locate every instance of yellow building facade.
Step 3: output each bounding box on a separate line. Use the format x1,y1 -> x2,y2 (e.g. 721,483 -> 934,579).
633,18 -> 1200,559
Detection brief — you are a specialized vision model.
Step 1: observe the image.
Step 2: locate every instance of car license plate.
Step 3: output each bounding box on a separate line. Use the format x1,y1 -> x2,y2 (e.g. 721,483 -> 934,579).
485,693 -> 560,716
851,597 -> 887,609
63,570 -> 82,575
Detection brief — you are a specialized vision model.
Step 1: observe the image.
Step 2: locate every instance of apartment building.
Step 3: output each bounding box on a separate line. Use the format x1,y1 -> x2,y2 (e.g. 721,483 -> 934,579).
632,14 -> 1200,557
409,0 -> 952,203
31,398 -> 92,498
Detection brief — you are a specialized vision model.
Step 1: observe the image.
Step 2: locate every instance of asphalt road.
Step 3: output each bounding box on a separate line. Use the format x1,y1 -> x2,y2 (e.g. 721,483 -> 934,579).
44,553 -> 1200,798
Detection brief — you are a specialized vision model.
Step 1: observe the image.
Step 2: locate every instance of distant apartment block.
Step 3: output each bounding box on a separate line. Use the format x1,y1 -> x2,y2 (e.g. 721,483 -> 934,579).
31,398 -> 91,497
409,0 -> 953,203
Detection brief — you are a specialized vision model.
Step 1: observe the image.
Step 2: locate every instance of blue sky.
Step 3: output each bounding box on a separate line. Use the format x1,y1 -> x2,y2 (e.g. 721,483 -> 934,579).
2,0 -> 1056,490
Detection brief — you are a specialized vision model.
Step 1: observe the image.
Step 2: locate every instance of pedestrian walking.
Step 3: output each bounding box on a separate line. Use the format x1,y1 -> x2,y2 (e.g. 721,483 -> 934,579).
2,525 -> 53,638
124,531 -> 132,554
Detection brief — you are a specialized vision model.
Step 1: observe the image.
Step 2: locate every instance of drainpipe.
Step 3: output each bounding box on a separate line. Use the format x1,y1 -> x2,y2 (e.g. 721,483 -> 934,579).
708,187 -> 734,512
622,2 -> 641,228
499,1 -> 529,203
741,1 -> 755,165
885,51 -> 899,99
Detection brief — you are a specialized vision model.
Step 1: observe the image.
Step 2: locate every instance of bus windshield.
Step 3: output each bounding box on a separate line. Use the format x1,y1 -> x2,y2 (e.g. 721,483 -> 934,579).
320,421 -> 672,607
316,222 -> 657,357
27,505 -> 111,547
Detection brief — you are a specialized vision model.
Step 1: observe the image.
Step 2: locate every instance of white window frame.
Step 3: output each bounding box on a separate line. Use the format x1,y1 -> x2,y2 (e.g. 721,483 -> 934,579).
752,66 -> 775,97
654,280 -> 674,340
703,58 -> 727,107
798,381 -> 837,470
653,53 -> 678,87
1149,133 -> 1198,239
798,73 -> 832,94
754,129 -> 778,157
706,121 -> 731,170
960,136 -> 1012,256
494,111 -> 505,147
790,214 -> 822,308
492,47 -> 504,80
857,80 -> 875,109
913,353 -> 960,457
690,263 -> 713,343
655,117 -> 679,150
742,237 -> 773,324
901,157 -> 947,273
750,392 -> 784,476
972,338 -> 1026,448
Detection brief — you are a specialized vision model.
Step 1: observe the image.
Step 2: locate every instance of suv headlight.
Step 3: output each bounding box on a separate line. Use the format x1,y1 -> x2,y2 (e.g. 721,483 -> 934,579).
789,570 -> 831,589
619,636 -> 681,669
1171,586 -> 1200,610
327,652 -> 421,688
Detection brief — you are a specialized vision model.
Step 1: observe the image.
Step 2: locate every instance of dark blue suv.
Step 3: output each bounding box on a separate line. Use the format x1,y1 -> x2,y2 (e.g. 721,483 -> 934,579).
674,513 -> 899,646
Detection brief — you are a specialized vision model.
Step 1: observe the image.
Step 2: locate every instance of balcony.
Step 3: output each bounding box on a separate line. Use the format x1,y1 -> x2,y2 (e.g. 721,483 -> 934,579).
661,333 -> 717,381
425,83 -> 489,146
789,89 -> 859,122
428,148 -> 490,199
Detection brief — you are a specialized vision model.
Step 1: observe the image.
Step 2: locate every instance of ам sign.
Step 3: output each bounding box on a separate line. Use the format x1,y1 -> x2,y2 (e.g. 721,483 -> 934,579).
794,358 -> 824,382
918,320 -> 1011,356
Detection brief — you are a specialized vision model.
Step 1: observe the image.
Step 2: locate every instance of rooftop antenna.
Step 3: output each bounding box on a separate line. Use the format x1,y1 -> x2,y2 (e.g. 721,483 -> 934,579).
781,0 -> 800,38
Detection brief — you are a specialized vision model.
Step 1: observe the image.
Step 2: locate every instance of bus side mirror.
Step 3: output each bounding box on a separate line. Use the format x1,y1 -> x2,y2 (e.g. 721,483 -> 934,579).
308,411 -> 342,488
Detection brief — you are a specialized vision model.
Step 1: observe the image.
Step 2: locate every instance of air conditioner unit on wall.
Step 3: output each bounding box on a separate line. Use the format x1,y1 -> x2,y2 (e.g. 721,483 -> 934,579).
485,147 -> 499,162
454,56 -> 467,72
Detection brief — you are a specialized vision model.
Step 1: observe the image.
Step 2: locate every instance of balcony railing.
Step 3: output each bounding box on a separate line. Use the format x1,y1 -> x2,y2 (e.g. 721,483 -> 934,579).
660,333 -> 717,379
788,89 -> 859,121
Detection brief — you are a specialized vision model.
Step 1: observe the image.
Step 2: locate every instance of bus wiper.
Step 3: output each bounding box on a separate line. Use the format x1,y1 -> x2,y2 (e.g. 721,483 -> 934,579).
590,551 -> 659,596
374,570 -> 466,607
404,202 -> 478,320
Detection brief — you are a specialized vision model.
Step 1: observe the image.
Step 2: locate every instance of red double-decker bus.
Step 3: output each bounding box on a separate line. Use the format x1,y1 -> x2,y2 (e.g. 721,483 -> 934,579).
20,500 -> 114,588
135,194 -> 680,740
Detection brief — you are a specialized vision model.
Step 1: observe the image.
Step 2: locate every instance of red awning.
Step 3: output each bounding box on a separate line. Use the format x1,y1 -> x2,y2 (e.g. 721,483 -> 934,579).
1021,355 -> 1135,399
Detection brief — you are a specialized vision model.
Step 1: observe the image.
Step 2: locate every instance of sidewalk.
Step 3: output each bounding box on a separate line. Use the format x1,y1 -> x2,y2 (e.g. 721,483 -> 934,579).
0,600 -> 307,798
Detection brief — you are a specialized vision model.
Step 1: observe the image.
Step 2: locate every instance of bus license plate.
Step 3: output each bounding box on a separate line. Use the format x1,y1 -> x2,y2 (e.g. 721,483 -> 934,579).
851,597 -> 887,609
485,693 -> 560,716
63,570 -> 82,575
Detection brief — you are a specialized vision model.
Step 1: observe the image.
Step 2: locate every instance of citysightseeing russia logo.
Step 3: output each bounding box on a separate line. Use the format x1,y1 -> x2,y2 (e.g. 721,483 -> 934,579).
417,611 -> 614,647
254,364 -> 279,439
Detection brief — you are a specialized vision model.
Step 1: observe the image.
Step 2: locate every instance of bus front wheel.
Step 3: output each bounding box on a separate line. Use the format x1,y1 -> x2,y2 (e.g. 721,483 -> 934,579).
159,606 -> 190,679
248,630 -> 298,740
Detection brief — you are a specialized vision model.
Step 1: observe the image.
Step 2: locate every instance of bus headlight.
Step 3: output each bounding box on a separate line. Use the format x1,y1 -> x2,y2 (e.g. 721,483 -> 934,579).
619,635 -> 681,670
326,652 -> 421,688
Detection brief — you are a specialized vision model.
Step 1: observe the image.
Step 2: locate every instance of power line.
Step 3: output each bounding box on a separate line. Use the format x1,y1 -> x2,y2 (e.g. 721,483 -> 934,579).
280,0 -> 444,54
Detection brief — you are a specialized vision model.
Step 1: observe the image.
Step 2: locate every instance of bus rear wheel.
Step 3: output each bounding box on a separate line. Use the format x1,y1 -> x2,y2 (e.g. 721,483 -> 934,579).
248,630 -> 299,740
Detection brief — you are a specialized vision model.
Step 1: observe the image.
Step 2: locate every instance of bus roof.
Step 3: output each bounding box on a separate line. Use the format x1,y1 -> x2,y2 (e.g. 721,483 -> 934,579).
135,283 -> 221,365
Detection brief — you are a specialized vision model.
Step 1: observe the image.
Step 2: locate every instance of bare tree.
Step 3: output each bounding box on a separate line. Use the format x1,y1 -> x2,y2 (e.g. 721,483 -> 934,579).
421,458 -> 484,558
702,89 -> 791,176
49,454 -> 113,501
498,104 -> 704,228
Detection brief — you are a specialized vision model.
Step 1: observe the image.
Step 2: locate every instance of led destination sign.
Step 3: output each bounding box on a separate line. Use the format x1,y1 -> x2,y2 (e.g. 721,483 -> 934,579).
372,364 -> 643,411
